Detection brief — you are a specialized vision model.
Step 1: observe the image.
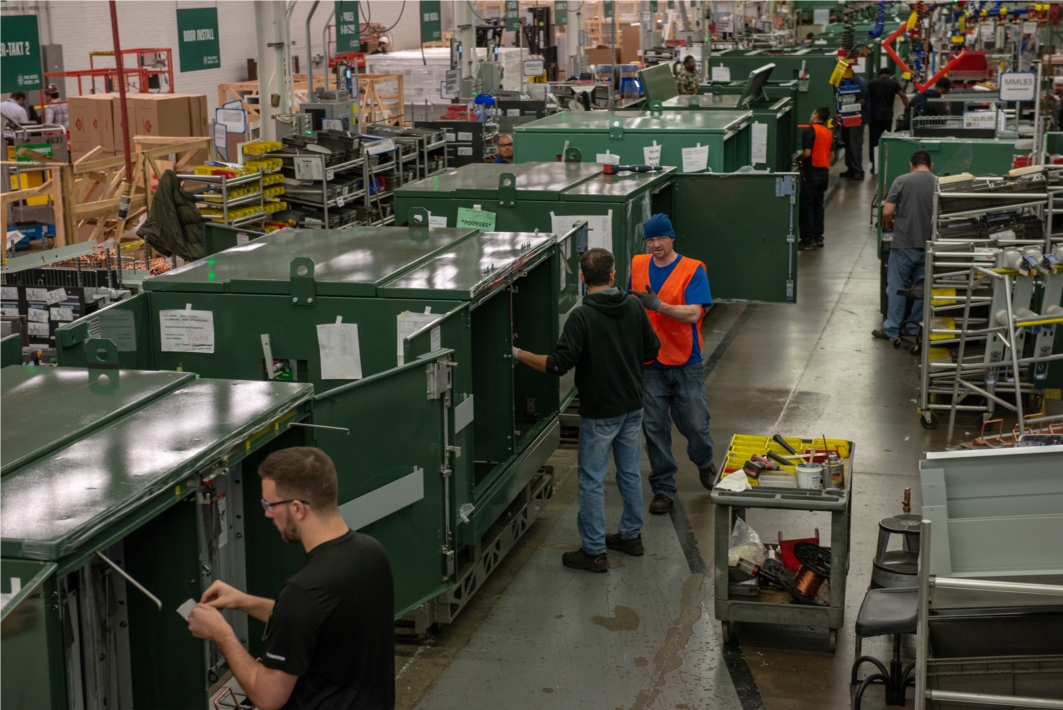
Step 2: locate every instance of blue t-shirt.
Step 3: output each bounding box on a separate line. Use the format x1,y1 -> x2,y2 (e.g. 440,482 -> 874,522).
493,155 -> 511,164
628,255 -> 712,368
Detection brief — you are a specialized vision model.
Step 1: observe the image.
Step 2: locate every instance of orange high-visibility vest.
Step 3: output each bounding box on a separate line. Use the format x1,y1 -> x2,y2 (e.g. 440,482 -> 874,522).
631,254 -> 706,366
810,123 -> 832,169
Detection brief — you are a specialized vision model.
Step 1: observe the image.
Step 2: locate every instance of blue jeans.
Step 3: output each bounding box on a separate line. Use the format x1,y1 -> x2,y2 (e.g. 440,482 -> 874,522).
883,247 -> 925,339
577,409 -> 645,555
642,363 -> 715,498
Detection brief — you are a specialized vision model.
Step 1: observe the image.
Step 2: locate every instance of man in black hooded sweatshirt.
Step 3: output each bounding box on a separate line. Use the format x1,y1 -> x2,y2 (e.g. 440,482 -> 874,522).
514,248 -> 660,573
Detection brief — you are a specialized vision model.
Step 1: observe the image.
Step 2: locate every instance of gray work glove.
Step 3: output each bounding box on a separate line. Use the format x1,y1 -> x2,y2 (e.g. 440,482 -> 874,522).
630,286 -> 662,312
512,346 -> 521,361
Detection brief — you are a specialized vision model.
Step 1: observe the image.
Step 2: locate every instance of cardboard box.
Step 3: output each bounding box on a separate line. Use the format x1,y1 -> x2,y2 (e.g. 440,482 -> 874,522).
187,94 -> 208,137
132,94 -> 192,138
620,24 -> 640,64
585,46 -> 620,66
68,95 -> 116,153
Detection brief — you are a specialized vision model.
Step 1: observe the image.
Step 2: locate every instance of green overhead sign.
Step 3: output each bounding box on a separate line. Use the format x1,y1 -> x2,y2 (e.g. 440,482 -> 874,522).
335,1 -> 361,53
505,1 -> 520,31
176,8 -> 220,72
555,1 -> 568,26
0,14 -> 43,93
603,1 -> 615,19
420,1 -> 442,43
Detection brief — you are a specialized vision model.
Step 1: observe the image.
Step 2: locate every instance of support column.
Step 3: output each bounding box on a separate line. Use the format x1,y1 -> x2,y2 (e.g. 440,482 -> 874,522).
455,0 -> 480,98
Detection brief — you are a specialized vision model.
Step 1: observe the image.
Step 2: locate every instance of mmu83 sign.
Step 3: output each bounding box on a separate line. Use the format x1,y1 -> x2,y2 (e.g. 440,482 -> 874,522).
0,14 -> 44,93
177,7 -> 221,72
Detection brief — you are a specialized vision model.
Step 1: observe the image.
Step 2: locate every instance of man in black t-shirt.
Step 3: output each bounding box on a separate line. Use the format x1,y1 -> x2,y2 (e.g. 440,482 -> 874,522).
188,447 -> 395,710
867,67 -> 909,173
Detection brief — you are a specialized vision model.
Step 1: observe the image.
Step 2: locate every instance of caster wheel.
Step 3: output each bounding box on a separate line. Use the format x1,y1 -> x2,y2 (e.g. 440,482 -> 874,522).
828,629 -> 837,654
722,621 -> 736,644
920,412 -> 938,430
891,338 -> 903,348
909,344 -> 921,355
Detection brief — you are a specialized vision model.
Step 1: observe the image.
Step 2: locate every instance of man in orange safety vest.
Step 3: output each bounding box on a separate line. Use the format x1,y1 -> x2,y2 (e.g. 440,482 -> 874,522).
628,214 -> 717,515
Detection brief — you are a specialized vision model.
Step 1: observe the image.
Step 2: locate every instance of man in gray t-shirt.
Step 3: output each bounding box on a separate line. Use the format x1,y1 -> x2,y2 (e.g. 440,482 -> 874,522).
873,150 -> 937,342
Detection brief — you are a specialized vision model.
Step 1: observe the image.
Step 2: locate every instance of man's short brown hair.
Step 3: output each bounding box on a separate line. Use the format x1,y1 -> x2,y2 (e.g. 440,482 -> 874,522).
259,447 -> 339,511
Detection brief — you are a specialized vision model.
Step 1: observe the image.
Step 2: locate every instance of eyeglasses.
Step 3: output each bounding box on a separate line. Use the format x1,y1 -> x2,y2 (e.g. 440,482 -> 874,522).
260,498 -> 310,511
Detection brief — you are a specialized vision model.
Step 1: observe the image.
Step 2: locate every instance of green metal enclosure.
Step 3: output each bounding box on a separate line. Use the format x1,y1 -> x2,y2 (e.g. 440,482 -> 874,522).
697,81 -> 800,170
704,48 -> 872,126
651,93 -> 795,172
393,162 -> 676,289
0,334 -> 19,367
202,222 -> 265,256
54,224 -> 576,621
1,362 -> 316,710
513,110 -> 753,174
673,173 -> 799,304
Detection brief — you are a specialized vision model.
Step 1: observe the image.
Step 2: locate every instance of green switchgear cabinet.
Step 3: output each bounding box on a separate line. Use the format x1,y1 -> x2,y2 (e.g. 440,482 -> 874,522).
393,162 -> 676,289
1,361 -> 319,709
0,333 -> 19,367
704,48 -> 872,127
513,110 -> 753,175
651,94 -> 795,173
54,223 -> 580,627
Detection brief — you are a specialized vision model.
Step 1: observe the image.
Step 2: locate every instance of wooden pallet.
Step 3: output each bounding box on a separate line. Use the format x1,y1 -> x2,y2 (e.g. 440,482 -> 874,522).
218,73 -> 404,127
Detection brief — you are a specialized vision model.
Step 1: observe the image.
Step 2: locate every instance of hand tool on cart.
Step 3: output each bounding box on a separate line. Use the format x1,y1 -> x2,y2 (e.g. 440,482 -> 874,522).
602,164 -> 667,175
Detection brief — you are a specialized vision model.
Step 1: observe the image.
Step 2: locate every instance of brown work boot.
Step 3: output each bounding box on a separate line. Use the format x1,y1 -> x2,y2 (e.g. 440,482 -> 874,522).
561,548 -> 608,573
699,462 -> 718,490
649,493 -> 673,515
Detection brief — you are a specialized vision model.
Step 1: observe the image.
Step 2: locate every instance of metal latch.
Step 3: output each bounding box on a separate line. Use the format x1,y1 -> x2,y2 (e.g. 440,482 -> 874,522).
426,358 -> 453,400
564,147 -> 582,163
443,548 -> 455,577
649,100 -> 664,117
408,207 -> 430,241
775,176 -> 795,197
609,118 -> 624,140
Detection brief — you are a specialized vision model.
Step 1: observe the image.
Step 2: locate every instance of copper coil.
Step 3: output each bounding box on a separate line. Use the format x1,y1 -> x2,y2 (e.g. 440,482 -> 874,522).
792,566 -> 827,598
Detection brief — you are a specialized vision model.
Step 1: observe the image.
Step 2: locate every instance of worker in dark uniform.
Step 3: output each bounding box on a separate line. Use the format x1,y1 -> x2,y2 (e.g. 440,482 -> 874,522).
918,77 -> 950,117
188,447 -> 395,710
798,106 -> 833,250
867,67 -> 909,173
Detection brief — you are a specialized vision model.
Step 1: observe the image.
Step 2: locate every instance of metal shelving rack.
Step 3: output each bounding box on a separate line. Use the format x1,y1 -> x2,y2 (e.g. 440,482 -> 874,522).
274,153 -> 366,229
917,170 -> 1063,442
180,171 -> 266,228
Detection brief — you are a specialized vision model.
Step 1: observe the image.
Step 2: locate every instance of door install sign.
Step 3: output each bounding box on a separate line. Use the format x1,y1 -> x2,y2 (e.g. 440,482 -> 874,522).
0,14 -> 43,93
177,7 -> 221,72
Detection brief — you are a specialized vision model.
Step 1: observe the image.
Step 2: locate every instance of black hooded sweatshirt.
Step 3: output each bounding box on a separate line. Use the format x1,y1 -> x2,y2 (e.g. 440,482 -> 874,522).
545,288 -> 660,419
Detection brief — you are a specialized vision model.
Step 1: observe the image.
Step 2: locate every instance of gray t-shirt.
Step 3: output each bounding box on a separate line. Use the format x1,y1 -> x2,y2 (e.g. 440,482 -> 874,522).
885,170 -> 937,250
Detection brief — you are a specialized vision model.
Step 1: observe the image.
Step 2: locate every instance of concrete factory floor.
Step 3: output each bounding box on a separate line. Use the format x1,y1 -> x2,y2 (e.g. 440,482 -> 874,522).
394,158 -> 956,710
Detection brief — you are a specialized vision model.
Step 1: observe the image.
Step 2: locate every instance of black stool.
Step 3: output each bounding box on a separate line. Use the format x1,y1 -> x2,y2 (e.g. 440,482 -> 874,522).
852,587 -> 918,708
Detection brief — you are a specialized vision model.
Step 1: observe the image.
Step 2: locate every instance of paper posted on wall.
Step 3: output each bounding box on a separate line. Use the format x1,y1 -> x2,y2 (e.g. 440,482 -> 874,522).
550,210 -> 613,251
160,309 -> 215,353
317,321 -> 363,380
681,144 -> 709,173
751,122 -> 768,165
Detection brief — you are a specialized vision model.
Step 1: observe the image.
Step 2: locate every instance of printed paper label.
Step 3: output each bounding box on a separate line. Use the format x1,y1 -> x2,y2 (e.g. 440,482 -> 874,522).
681,145 -> 709,173
457,207 -> 496,231
160,309 -> 215,353
317,322 -> 362,380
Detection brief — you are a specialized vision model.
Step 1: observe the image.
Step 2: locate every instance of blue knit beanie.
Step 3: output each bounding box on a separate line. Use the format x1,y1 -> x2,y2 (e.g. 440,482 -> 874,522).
643,213 -> 675,240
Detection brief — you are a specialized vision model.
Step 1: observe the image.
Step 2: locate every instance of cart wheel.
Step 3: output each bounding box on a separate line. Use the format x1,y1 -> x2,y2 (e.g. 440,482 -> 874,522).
722,622 -> 735,644
828,629 -> 837,654
909,343 -> 921,355
892,338 -> 902,348
920,412 -> 938,430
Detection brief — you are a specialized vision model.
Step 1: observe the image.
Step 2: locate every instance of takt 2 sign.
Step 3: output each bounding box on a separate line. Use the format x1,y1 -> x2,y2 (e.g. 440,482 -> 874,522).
1,14 -> 44,93
176,7 -> 221,72
335,1 -> 360,53
420,1 -> 442,43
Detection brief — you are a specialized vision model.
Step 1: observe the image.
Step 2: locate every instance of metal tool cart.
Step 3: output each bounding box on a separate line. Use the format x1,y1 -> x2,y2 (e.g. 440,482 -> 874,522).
711,435 -> 855,653
0,359 -> 316,710
177,169 -> 266,228
52,219 -> 582,635
916,170 -> 1063,437
915,446 -> 1063,709
514,110 -> 753,174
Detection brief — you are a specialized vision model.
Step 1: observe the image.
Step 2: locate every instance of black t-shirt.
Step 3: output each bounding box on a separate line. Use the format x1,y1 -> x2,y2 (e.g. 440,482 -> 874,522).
868,77 -> 901,121
921,89 -> 947,117
261,530 -> 395,710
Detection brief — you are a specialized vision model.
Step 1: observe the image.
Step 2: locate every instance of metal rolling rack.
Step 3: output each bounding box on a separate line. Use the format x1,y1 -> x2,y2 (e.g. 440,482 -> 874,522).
366,125 -> 449,180
272,150 -> 366,229
360,137 -> 399,227
178,171 -> 266,228
917,170 -> 1063,441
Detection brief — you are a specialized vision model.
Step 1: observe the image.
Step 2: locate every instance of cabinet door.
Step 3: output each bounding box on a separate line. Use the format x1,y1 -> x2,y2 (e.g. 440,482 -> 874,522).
313,352 -> 452,617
